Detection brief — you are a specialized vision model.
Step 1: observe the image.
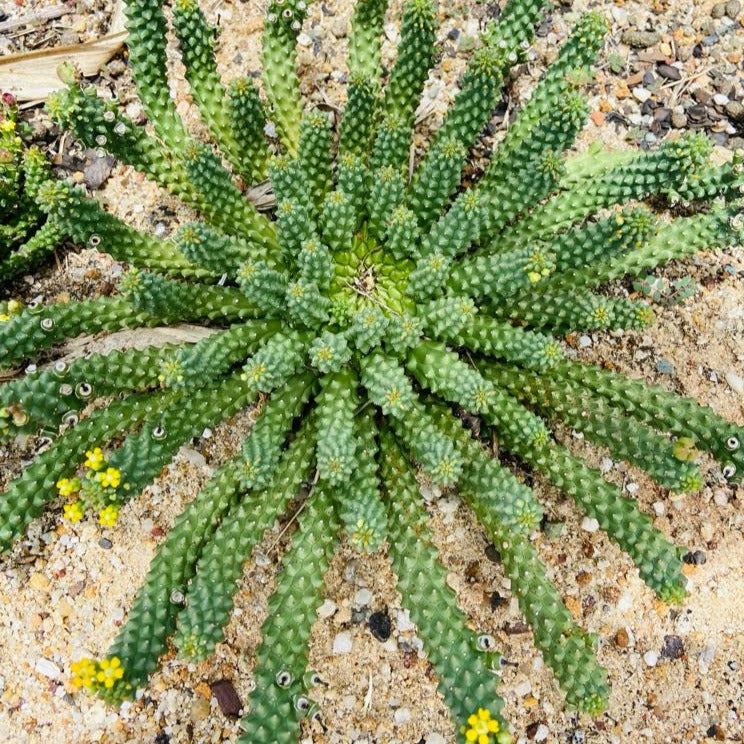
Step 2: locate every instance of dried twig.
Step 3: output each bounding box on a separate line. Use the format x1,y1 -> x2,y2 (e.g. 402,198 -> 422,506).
0,5 -> 68,34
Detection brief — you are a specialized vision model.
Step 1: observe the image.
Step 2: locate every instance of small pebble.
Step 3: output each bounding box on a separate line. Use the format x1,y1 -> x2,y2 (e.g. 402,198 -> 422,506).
711,1 -> 727,18
661,635 -> 685,660
656,358 -> 675,375
633,87 -> 652,103
534,724 -> 549,742
98,537 -> 113,549
644,650 -> 659,667
713,93 -> 730,107
190,696 -> 211,723
397,609 -> 415,633
726,0 -> 741,17
581,517 -> 600,533
578,335 -> 593,348
34,658 -> 61,679
352,588 -> 373,609
394,707 -> 411,725
317,598 -> 337,619
425,735 -> 447,744
332,632 -> 353,654
614,628 -> 630,648
621,30 -> 660,49
725,100 -> 744,123
724,371 -> 743,396
713,490 -> 728,507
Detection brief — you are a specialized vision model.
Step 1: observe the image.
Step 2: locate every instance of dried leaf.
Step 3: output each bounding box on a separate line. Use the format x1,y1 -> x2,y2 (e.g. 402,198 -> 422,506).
0,1 -> 126,102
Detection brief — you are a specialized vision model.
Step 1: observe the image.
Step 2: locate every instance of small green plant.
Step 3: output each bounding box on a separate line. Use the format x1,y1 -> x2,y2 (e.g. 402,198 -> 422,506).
1,0 -> 743,741
0,94 -> 64,286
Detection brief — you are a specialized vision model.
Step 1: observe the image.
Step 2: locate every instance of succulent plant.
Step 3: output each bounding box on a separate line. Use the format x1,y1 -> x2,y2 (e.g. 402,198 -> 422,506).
1,0 -> 743,741
0,94 -> 65,286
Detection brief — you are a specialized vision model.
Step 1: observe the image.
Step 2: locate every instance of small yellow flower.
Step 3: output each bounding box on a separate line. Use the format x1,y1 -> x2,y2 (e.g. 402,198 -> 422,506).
97,467 -> 121,489
465,707 -> 500,744
63,501 -> 84,523
56,477 -> 81,497
0,314 -> 9,322
98,505 -> 120,527
0,119 -> 15,133
95,657 -> 124,689
84,447 -> 105,471
70,657 -> 97,689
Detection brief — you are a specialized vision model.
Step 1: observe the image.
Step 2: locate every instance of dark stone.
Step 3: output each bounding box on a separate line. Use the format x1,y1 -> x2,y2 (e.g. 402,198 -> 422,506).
661,634 -> 685,660
211,679 -> 242,717
447,28 -> 460,41
503,621 -> 530,635
154,734 -> 170,744
526,721 -> 544,739
643,71 -> 656,86
368,609 -> 392,642
490,591 -> 508,610
654,107 -> 672,122
706,724 -> 725,740
687,105 -> 709,123
485,543 -> 501,563
683,549 -> 707,565
98,538 -> 113,549
657,63 -> 682,81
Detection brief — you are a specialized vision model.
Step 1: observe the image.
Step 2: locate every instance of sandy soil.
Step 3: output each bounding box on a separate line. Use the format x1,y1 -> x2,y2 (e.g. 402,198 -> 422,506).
0,1 -> 742,743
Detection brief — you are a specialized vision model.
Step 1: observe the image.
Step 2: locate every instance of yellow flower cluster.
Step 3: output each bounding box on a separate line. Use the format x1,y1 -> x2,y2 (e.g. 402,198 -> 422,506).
70,657 -> 125,691
98,505 -> 120,527
96,467 -> 121,489
56,477 -> 81,497
63,502 -> 84,523
84,447 -> 105,471
465,708 -> 500,744
57,448 -> 123,525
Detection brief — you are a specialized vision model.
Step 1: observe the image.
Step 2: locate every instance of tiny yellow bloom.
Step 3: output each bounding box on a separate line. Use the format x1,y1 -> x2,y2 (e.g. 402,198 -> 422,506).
0,119 -> 15,133
95,656 -> 124,688
56,477 -> 81,497
0,314 -> 9,322
98,505 -> 120,527
526,270 -> 542,284
63,501 -> 84,523
70,658 -> 97,689
84,447 -> 105,471
464,707 -> 500,744
97,467 -> 121,489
